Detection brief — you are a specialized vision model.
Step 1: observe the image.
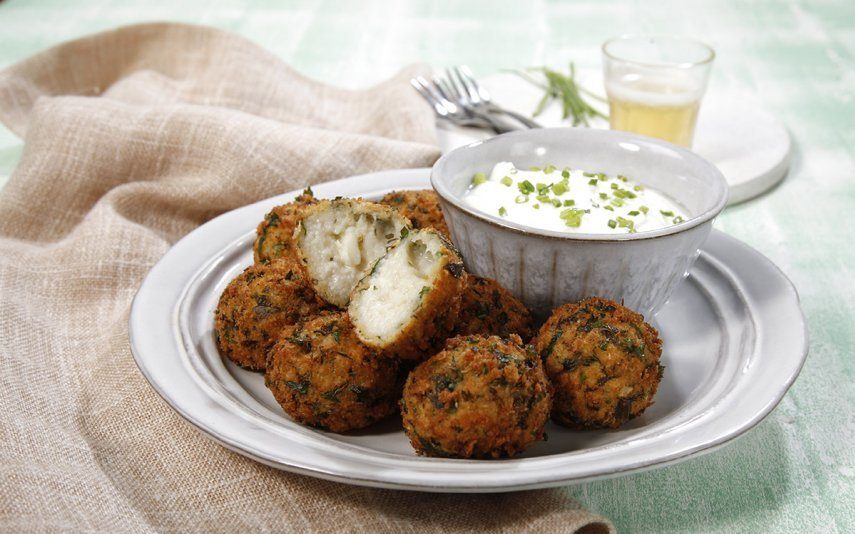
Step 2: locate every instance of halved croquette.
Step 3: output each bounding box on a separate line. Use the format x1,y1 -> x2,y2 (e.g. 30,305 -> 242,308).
296,199 -> 411,308
349,229 -> 466,361
254,188 -> 317,265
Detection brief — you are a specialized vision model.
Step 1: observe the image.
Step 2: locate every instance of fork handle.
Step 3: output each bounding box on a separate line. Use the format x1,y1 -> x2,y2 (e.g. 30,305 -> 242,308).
466,107 -> 519,134
486,104 -> 542,129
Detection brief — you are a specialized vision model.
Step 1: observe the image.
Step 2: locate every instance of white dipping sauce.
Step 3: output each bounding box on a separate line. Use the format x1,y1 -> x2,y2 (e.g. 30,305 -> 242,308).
463,162 -> 688,234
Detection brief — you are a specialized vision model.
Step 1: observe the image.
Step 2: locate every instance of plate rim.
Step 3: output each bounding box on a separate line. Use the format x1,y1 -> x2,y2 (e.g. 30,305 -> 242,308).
129,167 -> 808,492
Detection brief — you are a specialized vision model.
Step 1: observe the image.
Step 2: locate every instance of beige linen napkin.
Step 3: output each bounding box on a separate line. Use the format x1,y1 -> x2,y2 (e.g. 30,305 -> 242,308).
0,22 -> 612,533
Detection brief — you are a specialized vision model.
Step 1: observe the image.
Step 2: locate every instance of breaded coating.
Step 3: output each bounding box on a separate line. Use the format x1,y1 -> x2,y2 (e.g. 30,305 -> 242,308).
532,297 -> 663,429
349,229 -> 466,362
254,188 -> 317,265
265,312 -> 401,432
380,189 -> 450,238
455,276 -> 534,341
296,198 -> 411,308
214,260 -> 328,371
401,335 -> 552,459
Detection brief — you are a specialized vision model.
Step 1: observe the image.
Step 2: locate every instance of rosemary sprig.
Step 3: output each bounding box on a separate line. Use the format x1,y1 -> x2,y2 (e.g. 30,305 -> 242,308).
513,63 -> 607,127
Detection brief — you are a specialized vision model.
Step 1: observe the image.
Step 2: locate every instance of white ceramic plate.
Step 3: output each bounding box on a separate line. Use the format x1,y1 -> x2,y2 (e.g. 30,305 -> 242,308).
436,72 -> 791,205
129,168 -> 807,492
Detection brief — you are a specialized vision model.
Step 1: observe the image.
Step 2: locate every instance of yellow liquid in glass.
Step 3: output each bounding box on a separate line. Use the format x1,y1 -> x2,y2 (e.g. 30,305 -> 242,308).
608,98 -> 700,147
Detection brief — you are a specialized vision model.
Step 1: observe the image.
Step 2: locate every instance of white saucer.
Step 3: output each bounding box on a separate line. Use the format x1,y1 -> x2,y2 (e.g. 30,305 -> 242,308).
436,72 -> 791,205
129,168 -> 807,492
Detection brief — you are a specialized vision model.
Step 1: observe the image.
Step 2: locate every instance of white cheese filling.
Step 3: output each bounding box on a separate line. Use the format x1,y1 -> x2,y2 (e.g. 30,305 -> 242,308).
298,203 -> 406,307
350,231 -> 444,343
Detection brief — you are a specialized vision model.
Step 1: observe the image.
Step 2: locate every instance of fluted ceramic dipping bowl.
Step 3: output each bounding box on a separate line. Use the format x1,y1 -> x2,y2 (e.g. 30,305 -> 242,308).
431,128 -> 729,319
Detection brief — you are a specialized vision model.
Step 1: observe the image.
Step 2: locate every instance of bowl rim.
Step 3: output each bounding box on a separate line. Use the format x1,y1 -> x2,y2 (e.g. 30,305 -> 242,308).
430,128 -> 729,242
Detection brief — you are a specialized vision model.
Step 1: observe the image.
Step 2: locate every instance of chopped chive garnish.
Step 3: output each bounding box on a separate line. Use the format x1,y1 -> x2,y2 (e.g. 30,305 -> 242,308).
618,175 -> 629,182
628,210 -> 640,216
561,169 -> 570,179
529,166 -> 542,172
598,173 -> 608,182
560,208 -> 585,227
560,208 -> 585,228
610,198 -> 624,207
536,194 -> 551,203
639,205 -> 649,214
616,216 -> 635,232
552,181 -> 568,196
673,216 -> 684,223
634,185 -> 644,191
608,219 -> 617,229
551,198 -> 562,207
533,204 -> 540,209
472,172 -> 487,186
610,183 -> 619,190
604,205 -> 614,211
588,179 -> 598,186
498,206 -> 508,216
500,176 -> 513,187
583,172 -> 596,177
514,195 -> 529,204
563,199 -> 575,207
518,180 -> 535,195
544,165 -> 556,174
660,210 -> 674,217
599,192 -> 608,200
536,182 -> 550,194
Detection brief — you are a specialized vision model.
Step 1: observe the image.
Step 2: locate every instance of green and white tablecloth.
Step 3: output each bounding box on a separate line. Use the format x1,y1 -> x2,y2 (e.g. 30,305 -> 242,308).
0,1 -> 851,531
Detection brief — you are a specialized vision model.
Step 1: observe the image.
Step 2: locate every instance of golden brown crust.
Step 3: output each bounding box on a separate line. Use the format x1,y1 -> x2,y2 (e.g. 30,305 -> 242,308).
380,189 -> 450,238
351,231 -> 467,362
264,312 -> 401,432
532,297 -> 663,429
253,188 -> 317,265
214,261 -> 328,371
454,276 -> 534,341
401,334 -> 552,459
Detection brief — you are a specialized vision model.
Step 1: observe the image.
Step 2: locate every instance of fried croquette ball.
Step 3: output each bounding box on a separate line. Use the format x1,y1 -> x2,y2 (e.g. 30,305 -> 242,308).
296,199 -> 411,308
455,276 -> 534,341
349,229 -> 466,361
401,335 -> 552,459
380,189 -> 450,237
264,312 -> 401,432
254,188 -> 317,265
533,297 -> 664,429
214,261 -> 328,371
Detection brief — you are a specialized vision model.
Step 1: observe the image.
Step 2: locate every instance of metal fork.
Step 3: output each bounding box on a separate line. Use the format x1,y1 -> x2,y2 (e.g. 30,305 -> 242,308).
411,76 -> 517,134
448,65 -> 542,129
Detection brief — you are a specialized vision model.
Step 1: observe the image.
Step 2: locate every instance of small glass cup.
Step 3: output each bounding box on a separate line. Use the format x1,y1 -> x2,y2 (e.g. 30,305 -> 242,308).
602,35 -> 715,147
